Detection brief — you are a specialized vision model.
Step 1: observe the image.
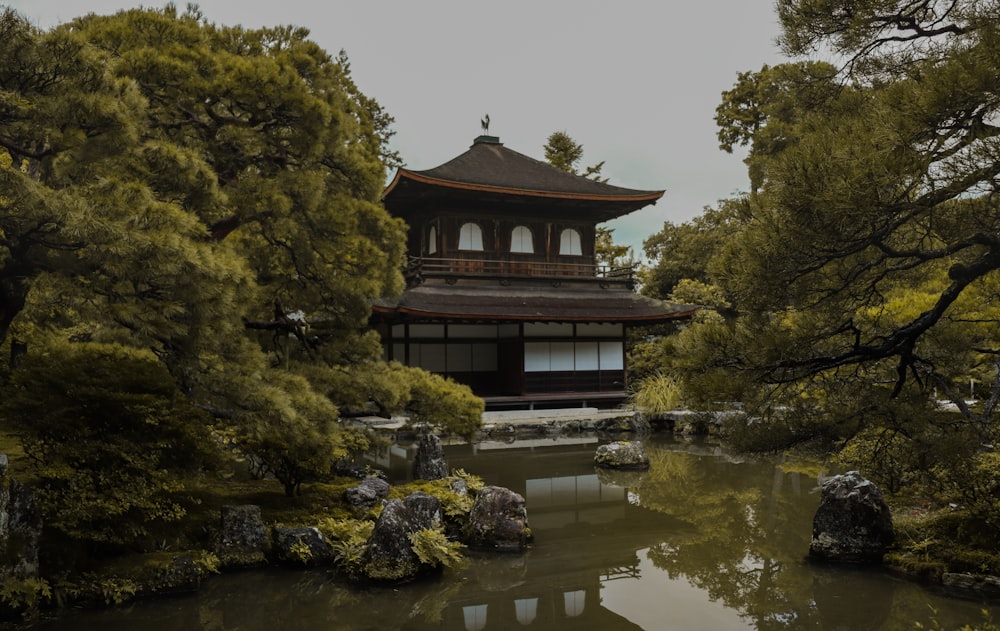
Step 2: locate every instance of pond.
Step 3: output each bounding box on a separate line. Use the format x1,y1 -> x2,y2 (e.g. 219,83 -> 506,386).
31,434 -> 998,631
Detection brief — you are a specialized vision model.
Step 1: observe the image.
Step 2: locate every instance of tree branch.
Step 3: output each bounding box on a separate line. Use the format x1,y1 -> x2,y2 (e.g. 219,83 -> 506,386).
766,246 -> 1000,386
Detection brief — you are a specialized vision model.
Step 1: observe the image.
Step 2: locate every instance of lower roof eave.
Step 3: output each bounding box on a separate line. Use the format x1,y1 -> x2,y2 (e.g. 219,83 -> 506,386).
371,305 -> 699,324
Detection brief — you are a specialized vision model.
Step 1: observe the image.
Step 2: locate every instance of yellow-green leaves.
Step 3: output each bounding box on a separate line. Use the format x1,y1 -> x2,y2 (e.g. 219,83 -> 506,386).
1,340 -> 221,544
0,6 -> 414,503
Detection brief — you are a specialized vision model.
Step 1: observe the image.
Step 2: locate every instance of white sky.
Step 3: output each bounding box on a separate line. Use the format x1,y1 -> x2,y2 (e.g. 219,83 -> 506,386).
7,0 -> 785,255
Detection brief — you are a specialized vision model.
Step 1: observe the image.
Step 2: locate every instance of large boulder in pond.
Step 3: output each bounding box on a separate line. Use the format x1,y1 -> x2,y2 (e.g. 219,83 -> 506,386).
345,476 -> 390,510
364,491 -> 442,581
594,441 -> 650,470
216,504 -> 268,568
413,433 -> 448,480
465,486 -> 532,552
809,471 -> 894,563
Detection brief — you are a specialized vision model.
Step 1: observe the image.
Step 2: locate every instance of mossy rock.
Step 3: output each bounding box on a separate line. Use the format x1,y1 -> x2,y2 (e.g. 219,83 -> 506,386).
215,505 -> 269,569
884,552 -> 946,582
594,441 -> 650,470
464,486 -> 532,552
271,527 -> 335,567
77,551 -> 215,607
364,492 -> 442,582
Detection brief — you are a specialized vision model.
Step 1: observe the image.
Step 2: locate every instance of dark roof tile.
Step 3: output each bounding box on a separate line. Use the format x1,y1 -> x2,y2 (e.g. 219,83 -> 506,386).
383,137 -> 664,218
373,283 -> 697,323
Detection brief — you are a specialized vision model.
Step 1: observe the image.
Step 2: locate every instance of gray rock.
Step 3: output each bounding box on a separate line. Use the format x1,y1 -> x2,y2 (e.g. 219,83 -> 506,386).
73,553 -> 206,607
272,527 -> 335,567
0,454 -> 41,580
942,572 -> 1000,598
449,477 -> 468,497
334,459 -> 387,481
401,491 -> 443,529
594,441 -> 650,470
345,476 -> 390,509
595,413 -> 651,435
465,486 -> 532,552
809,471 -> 894,563
216,505 -> 268,568
413,433 -> 448,480
364,492 -> 443,581
138,553 -> 204,595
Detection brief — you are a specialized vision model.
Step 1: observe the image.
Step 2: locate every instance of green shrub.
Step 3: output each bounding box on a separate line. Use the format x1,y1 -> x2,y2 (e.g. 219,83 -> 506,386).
836,426 -> 918,494
404,369 -> 484,439
0,577 -> 51,617
935,451 -> 1000,522
0,342 -> 222,546
97,578 -> 138,606
632,372 -> 683,416
318,518 -> 374,577
287,540 -> 313,565
408,528 -> 464,569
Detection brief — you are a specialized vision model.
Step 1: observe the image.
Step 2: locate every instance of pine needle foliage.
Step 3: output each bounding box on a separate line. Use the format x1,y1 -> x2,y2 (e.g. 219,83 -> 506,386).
0,5 -> 481,526
1,341 -> 222,545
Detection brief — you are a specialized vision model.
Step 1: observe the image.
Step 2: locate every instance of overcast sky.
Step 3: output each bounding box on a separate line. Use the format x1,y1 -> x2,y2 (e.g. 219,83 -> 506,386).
8,0 -> 785,255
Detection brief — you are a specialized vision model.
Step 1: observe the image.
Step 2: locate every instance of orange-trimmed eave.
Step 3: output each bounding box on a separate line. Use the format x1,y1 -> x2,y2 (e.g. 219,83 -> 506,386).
382,169 -> 665,205
370,303 -> 700,323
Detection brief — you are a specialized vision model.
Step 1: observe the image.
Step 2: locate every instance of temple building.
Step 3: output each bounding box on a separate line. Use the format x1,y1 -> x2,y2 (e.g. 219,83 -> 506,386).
372,134 -> 695,409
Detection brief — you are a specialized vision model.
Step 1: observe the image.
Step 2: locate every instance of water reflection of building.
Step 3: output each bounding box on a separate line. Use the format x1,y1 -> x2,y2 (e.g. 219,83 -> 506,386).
386,439 -> 685,631
418,551 -> 647,631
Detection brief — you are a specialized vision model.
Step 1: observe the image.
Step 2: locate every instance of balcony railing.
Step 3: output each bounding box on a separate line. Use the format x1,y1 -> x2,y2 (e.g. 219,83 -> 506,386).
405,256 -> 635,287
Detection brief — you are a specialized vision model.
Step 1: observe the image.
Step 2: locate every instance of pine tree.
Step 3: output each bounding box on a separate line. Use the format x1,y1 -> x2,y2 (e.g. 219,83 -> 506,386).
0,6 -> 479,507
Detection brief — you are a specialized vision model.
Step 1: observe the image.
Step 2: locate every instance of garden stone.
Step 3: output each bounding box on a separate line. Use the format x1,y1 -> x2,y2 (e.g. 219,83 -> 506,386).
809,471 -> 894,563
137,553 -> 204,595
272,527 -> 335,567
364,492 -> 443,581
345,476 -> 390,509
594,441 -> 650,470
413,433 -> 448,480
465,486 -> 532,552
333,459 -> 388,481
216,505 -> 268,568
595,413 -> 651,435
0,454 -> 41,580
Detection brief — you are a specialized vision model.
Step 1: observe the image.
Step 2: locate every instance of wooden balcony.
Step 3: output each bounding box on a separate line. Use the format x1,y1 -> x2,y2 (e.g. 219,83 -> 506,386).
405,256 -> 636,288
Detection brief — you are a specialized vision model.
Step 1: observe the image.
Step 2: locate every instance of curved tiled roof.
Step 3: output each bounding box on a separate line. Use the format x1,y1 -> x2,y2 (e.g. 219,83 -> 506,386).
382,136 -> 664,221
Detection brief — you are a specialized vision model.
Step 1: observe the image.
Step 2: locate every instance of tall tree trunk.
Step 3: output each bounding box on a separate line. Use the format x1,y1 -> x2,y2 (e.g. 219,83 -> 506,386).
0,274 -> 30,357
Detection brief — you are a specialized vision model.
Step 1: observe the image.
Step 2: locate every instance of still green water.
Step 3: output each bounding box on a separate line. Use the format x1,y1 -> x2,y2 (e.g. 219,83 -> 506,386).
33,435 -> 997,630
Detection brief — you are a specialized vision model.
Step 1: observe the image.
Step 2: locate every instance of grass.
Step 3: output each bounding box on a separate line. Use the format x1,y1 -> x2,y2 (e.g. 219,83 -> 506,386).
888,502 -> 1000,579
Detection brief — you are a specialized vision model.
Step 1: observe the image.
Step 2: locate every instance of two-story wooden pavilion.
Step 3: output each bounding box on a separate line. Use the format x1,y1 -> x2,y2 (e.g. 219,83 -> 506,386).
372,134 -> 695,409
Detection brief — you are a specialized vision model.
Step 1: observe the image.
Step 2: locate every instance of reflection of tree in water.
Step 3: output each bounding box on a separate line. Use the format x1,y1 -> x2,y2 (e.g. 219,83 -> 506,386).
192,570 -> 470,631
637,444 -> 825,630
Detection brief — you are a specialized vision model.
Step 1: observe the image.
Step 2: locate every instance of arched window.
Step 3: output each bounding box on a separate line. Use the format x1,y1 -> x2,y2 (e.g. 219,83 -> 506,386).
510,225 -> 533,253
563,590 -> 586,617
559,228 -> 582,255
427,225 -> 437,254
463,605 -> 488,631
458,222 -> 483,251
514,598 -> 538,625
